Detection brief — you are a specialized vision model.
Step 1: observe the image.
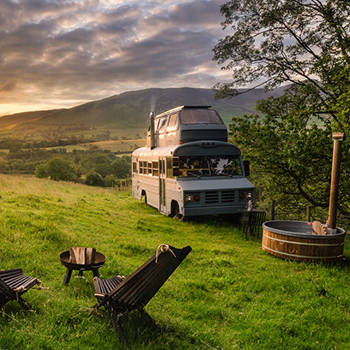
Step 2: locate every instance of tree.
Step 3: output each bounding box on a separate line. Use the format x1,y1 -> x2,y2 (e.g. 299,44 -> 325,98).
81,153 -> 114,177
104,174 -> 117,187
214,0 -> 350,118
85,171 -> 104,186
213,0 -> 350,218
111,157 -> 130,179
35,164 -> 48,178
42,158 -> 77,181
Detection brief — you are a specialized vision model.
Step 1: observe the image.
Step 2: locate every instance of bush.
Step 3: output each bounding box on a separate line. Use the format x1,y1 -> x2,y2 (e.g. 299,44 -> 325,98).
35,164 -> 48,178
36,158 -> 77,181
104,174 -> 117,187
85,171 -> 104,186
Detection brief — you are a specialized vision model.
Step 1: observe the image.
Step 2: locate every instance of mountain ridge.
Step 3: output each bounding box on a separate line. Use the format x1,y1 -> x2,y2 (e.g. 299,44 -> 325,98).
0,87 -> 283,139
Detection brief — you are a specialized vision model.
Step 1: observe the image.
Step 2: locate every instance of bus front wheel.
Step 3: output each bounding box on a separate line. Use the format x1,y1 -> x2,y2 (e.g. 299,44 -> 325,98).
171,201 -> 184,221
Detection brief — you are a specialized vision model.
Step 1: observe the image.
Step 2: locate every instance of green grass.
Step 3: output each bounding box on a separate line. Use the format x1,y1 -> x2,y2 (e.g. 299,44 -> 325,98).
43,139 -> 146,153
0,175 -> 349,349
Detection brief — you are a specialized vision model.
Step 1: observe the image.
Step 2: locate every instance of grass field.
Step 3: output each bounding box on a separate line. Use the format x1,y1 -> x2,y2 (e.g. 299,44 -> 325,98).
44,139 -> 145,153
0,175 -> 349,350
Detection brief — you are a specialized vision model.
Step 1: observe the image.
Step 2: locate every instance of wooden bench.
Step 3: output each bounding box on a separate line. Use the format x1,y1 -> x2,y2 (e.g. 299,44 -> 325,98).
90,244 -> 191,344
0,269 -> 41,309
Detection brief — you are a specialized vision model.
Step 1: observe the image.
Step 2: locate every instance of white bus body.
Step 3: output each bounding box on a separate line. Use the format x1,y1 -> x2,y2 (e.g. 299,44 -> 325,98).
132,142 -> 255,218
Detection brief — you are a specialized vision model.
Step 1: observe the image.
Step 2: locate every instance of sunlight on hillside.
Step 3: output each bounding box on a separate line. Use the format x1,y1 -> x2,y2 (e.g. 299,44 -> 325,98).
0,174 -> 112,204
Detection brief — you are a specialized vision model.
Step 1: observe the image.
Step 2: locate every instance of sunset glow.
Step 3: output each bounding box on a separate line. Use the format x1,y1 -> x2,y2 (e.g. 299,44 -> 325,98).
0,0 -> 228,116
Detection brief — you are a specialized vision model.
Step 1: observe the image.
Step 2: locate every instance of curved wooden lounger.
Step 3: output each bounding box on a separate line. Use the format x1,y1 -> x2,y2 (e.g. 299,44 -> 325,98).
90,244 -> 191,344
0,269 -> 41,309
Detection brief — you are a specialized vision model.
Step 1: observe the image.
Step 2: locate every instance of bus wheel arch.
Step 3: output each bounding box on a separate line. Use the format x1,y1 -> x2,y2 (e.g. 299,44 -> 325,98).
171,200 -> 184,221
141,190 -> 147,205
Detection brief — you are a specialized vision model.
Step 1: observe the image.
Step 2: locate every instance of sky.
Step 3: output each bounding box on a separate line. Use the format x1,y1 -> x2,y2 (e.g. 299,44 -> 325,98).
0,0 -> 229,116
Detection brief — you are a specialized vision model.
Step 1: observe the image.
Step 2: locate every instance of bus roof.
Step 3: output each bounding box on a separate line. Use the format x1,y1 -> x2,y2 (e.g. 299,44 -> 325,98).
132,141 -> 240,158
132,145 -> 179,157
155,105 -> 212,119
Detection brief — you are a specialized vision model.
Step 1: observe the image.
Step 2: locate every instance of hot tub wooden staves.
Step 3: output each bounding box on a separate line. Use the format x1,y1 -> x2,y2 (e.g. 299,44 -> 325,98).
262,220 -> 346,262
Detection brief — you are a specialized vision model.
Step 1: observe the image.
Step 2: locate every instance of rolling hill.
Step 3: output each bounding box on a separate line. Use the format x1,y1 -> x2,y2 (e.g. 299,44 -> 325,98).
0,174 -> 349,349
0,87 -> 283,140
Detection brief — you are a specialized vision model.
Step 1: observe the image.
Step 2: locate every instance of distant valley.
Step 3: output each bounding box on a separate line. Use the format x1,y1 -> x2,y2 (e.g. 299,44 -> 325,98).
0,87 -> 283,141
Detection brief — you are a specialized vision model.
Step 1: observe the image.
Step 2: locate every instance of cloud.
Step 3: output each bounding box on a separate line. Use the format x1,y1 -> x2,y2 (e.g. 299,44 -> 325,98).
0,0 -> 228,114
0,81 -> 17,93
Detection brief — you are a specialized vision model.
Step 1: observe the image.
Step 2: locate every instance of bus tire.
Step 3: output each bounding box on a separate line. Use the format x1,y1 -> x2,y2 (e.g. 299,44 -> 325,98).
141,191 -> 147,206
175,213 -> 184,221
171,201 -> 184,221
170,201 -> 179,217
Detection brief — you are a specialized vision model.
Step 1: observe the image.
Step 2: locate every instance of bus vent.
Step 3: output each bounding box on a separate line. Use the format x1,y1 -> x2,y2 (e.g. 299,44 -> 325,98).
221,190 -> 235,203
205,191 -> 219,204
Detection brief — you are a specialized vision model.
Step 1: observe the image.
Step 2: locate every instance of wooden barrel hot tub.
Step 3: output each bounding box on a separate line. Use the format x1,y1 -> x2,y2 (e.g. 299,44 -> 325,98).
262,220 -> 346,262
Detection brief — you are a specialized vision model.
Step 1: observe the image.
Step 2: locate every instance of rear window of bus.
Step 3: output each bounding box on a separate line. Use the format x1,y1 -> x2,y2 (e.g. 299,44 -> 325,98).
179,109 -> 223,124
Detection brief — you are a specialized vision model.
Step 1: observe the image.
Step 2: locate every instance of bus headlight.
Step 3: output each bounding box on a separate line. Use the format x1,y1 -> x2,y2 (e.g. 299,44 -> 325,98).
185,193 -> 200,202
239,191 -> 252,200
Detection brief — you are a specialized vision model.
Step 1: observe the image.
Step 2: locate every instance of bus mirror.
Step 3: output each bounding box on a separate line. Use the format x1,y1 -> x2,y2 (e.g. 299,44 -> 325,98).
243,160 -> 250,177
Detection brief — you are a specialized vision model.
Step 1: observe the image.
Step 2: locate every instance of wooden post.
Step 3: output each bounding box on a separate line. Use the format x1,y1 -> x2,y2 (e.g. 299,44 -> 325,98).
327,132 -> 344,230
306,206 -> 311,222
271,200 -> 276,220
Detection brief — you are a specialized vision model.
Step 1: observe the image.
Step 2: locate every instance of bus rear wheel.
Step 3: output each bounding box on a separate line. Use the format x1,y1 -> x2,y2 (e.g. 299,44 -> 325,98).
142,191 -> 148,206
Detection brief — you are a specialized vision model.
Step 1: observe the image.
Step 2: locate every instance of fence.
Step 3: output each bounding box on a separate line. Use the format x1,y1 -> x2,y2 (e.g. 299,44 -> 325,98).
112,178 -> 132,191
240,210 -> 266,239
270,201 -> 315,222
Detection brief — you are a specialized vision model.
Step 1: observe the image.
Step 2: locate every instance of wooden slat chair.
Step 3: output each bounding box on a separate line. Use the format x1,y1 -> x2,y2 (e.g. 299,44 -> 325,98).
0,269 -> 42,309
91,244 -> 191,342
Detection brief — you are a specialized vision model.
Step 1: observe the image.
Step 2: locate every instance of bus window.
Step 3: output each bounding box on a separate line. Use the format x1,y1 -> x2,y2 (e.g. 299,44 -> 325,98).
148,162 -> 152,175
157,118 -> 167,132
132,162 -> 137,173
139,161 -> 147,174
152,161 -> 159,176
178,156 -> 242,177
167,113 -> 178,131
173,157 -> 180,176
166,158 -> 173,178
160,159 -> 165,175
165,157 -> 180,178
179,109 -> 223,124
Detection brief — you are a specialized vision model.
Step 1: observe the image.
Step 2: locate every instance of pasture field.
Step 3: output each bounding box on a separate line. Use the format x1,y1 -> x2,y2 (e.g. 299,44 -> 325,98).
0,126 -> 146,143
0,174 -> 349,349
44,139 -> 145,153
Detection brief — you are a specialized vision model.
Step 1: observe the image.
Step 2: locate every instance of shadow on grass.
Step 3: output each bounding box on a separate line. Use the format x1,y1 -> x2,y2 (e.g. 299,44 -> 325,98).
333,255 -> 350,270
188,214 -> 263,241
107,309 -> 218,349
186,213 -> 241,226
0,299 -> 40,323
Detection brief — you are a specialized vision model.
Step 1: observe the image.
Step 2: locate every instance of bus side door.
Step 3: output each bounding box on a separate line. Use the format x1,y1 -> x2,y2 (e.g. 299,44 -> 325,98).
159,157 -> 166,213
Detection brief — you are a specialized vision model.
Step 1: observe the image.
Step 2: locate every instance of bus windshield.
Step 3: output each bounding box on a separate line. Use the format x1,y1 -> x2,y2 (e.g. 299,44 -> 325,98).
180,109 -> 223,124
177,155 -> 242,177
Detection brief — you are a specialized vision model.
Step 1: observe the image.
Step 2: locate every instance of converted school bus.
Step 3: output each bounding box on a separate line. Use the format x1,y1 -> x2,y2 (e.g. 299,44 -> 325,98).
131,106 -> 255,219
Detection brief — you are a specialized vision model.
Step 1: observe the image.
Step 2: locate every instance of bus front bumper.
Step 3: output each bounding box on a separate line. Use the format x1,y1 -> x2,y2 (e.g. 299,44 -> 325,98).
183,205 -> 247,217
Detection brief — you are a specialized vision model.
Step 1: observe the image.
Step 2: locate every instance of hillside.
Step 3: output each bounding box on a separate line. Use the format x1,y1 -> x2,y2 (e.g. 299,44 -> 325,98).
0,87 -> 283,140
0,174 -> 349,349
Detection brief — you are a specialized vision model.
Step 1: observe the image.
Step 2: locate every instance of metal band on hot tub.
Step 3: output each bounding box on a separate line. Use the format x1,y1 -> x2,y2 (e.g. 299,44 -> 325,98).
262,244 -> 343,259
264,233 -> 344,247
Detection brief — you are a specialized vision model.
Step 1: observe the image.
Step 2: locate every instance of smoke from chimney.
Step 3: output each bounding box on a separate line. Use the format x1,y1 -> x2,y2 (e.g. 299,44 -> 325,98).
149,111 -> 155,149
150,94 -> 157,114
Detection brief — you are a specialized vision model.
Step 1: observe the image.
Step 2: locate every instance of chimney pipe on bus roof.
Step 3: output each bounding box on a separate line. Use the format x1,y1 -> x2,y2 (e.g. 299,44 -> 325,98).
149,112 -> 155,149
